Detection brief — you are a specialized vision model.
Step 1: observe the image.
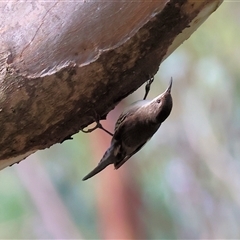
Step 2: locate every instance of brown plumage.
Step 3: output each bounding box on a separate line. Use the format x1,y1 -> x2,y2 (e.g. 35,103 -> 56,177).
82,79 -> 173,180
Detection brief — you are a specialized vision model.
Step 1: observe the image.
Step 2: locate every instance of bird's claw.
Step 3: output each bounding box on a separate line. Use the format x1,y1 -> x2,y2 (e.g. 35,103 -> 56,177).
81,121 -> 100,133
143,76 -> 154,100
81,111 -> 113,136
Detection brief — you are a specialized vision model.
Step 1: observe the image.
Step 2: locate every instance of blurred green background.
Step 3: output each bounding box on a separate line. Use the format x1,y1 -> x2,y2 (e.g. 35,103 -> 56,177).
1,2 -> 240,239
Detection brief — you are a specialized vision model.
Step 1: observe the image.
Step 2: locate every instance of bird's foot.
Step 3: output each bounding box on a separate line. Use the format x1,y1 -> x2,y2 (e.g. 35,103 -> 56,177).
143,75 -> 154,100
81,110 -> 113,136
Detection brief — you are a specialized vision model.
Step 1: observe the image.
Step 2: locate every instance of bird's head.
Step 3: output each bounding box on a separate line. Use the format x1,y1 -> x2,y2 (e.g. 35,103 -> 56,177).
148,78 -> 173,123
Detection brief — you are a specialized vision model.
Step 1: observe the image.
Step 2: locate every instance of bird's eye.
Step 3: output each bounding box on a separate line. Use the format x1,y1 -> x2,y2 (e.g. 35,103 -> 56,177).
157,99 -> 161,103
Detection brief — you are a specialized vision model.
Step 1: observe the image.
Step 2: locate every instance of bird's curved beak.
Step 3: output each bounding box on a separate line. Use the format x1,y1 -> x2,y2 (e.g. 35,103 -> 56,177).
165,77 -> 173,94
151,77 -> 173,103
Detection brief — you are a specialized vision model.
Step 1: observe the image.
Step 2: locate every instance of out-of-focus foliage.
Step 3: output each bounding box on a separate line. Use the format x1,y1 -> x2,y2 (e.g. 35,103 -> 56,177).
1,2 -> 240,239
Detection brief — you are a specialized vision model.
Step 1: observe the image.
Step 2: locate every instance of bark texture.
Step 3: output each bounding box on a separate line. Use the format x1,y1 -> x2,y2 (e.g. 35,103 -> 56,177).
0,0 -> 223,169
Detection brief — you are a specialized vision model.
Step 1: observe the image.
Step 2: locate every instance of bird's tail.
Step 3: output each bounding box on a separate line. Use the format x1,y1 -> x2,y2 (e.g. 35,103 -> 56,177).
82,149 -> 114,181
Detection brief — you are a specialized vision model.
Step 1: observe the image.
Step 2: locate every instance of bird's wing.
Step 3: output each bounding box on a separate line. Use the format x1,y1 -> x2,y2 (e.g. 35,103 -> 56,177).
114,141 -> 146,169
114,100 -> 149,140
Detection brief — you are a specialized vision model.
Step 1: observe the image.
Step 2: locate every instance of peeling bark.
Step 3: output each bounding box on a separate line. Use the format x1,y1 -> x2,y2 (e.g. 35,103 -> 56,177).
0,0 -> 223,169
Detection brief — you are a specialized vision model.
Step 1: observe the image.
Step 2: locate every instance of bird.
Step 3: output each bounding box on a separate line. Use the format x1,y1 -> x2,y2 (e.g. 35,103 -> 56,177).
82,78 -> 173,181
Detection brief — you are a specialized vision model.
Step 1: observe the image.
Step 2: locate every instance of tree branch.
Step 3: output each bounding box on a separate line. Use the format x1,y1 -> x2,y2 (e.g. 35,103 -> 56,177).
0,0 -> 223,169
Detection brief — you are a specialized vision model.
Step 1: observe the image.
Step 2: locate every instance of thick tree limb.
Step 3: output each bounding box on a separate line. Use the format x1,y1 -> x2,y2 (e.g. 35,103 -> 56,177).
0,0 -> 223,169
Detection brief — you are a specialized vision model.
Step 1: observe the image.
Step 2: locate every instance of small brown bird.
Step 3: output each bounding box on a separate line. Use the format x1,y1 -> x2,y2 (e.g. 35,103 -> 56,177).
82,78 -> 173,180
